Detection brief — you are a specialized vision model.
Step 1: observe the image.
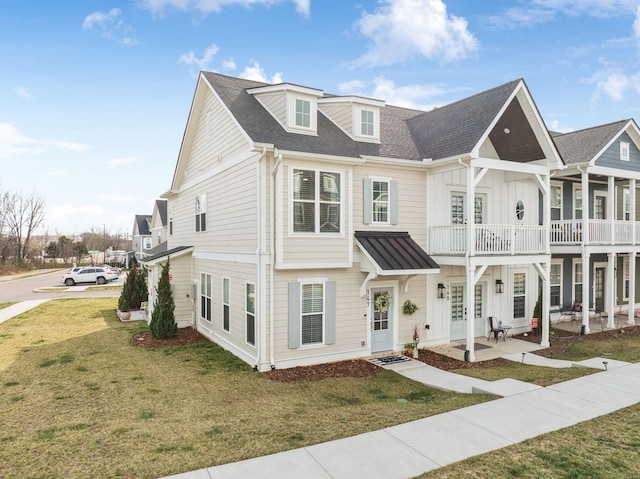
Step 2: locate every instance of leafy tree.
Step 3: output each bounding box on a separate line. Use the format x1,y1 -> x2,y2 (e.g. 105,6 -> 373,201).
131,263 -> 148,309
149,258 -> 176,339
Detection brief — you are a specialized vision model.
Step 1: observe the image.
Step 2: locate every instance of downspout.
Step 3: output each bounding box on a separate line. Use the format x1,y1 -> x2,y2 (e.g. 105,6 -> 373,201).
269,151 -> 283,370
256,146 -> 267,370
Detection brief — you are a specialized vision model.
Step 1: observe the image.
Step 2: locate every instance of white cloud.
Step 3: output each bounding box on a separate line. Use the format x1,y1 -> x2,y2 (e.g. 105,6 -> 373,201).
179,43 -> 220,75
139,0 -> 309,17
634,5 -> 640,41
15,87 -> 31,99
488,0 -> 640,29
82,8 -> 138,45
42,170 -> 68,177
337,76 -> 451,110
0,123 -> 90,159
49,203 -> 105,226
547,119 -> 573,133
221,58 -> 237,71
595,71 -> 640,101
96,194 -> 138,203
239,62 -> 283,83
106,157 -> 137,168
352,0 -> 478,66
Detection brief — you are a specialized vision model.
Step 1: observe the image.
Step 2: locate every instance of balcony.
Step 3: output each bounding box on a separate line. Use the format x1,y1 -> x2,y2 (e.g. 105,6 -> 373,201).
550,220 -> 640,245
430,224 -> 548,256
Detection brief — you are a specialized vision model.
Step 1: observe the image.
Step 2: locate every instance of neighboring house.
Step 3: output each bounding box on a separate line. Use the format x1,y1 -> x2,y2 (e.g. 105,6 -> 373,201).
145,199 -> 169,258
131,214 -> 152,261
550,119 -> 640,331
142,72 -> 563,370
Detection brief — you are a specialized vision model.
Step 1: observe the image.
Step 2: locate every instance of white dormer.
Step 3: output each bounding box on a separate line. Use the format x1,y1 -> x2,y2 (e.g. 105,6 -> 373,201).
248,83 -> 323,136
318,96 -> 385,143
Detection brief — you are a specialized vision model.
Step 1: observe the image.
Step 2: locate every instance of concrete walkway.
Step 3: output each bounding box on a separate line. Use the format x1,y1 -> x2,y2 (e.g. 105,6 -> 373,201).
0,299 -> 51,325
162,358 -> 640,479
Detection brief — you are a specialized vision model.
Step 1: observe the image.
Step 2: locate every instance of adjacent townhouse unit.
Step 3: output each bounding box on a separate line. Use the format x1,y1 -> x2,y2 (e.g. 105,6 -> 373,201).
131,214 -> 152,261
142,72 -> 564,370
550,119 -> 640,331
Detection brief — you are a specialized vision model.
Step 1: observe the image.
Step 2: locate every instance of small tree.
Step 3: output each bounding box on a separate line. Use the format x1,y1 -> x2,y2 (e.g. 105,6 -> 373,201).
149,258 -> 176,339
131,263 -> 148,309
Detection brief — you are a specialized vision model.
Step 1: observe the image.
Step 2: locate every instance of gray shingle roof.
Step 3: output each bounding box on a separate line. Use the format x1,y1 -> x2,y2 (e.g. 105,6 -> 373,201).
407,79 -> 522,160
355,231 -> 439,272
135,215 -> 151,236
201,72 -> 523,162
551,120 -> 629,165
156,200 -> 167,227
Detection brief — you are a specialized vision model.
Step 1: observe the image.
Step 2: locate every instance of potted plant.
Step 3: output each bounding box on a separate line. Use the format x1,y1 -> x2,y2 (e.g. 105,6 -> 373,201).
404,342 -> 416,357
118,296 -> 131,321
402,299 -> 418,315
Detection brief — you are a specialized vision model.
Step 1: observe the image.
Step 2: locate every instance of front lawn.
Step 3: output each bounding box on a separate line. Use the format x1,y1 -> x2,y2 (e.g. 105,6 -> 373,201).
0,298 -> 491,479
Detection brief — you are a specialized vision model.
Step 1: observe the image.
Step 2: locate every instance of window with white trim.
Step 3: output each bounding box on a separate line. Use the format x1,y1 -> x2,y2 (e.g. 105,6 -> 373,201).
513,272 -> 526,319
624,189 -> 631,221
515,199 -> 525,223
550,262 -> 561,309
246,282 -> 255,346
573,188 -> 582,220
574,262 -> 583,305
295,98 -> 311,128
621,141 -> 630,161
450,192 -> 486,224
143,237 -> 152,249
195,193 -> 207,232
361,109 -> 374,136
623,257 -> 630,301
292,169 -> 341,233
301,283 -> 324,345
200,273 -> 212,322
222,277 -> 230,332
550,184 -> 562,221
372,180 -> 389,223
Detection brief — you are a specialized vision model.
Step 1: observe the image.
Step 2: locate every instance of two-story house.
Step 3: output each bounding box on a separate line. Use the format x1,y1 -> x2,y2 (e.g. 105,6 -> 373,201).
131,214 -> 152,261
550,120 -> 640,331
142,72 -> 562,370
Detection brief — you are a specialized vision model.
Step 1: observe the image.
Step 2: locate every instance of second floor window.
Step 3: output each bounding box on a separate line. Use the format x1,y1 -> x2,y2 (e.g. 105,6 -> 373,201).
292,169 -> 341,233
195,193 -> 206,232
361,110 -> 374,136
451,192 -> 486,224
550,184 -> 561,221
372,181 -> 389,223
621,141 -> 630,161
295,99 -> 311,128
574,188 -> 582,220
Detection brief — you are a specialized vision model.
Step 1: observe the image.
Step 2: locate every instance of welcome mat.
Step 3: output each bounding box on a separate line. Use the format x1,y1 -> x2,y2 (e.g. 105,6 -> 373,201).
453,343 -> 491,351
369,355 -> 411,366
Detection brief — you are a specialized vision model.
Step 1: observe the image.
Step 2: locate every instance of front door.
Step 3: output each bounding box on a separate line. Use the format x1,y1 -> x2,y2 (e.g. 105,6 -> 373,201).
450,282 -> 485,341
371,288 -> 393,353
595,267 -> 605,312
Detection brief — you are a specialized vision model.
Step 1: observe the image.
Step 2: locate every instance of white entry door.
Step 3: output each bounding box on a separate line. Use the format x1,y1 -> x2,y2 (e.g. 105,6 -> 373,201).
450,282 -> 485,341
371,288 -> 393,353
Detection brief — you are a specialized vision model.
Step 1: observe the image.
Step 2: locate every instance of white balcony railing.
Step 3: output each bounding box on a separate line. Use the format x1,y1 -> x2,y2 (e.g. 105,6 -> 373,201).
550,219 -> 638,245
430,224 -> 547,256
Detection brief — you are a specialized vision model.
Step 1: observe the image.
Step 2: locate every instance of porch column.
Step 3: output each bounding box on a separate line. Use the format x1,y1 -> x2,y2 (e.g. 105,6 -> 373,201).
582,169 -> 590,244
632,179 -> 637,245
465,264 -> 476,362
467,164 -> 475,255
582,250 -> 591,333
541,261 -> 550,347
630,252 -> 637,325
608,176 -> 615,244
607,252 -> 615,328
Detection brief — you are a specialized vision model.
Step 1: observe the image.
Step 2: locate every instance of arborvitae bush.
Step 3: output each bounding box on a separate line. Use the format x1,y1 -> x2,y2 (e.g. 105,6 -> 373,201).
131,263 -> 148,309
149,258 -> 177,339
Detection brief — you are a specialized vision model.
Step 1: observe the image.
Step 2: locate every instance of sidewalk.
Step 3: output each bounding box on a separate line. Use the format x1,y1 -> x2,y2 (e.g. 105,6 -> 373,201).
0,299 -> 51,325
161,358 -> 640,479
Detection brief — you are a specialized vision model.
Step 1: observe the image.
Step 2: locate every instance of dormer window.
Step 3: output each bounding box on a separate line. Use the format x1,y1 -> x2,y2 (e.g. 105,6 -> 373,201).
361,110 -> 374,136
621,141 -> 630,161
295,99 -> 311,128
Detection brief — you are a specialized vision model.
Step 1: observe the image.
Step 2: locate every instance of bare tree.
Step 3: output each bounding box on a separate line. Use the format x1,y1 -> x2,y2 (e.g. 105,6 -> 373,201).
5,191 -> 46,261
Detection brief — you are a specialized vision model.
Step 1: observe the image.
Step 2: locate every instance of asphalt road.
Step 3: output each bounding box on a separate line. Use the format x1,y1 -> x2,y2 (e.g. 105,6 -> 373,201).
0,269 -> 122,302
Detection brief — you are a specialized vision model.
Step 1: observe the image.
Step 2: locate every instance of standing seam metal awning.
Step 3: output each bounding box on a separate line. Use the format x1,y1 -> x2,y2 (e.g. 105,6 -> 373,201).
354,231 -> 440,296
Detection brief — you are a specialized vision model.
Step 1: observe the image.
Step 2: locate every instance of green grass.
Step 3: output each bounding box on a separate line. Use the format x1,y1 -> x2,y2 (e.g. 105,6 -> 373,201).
0,298 -> 492,479
0,302 -> 15,310
451,361 -> 594,386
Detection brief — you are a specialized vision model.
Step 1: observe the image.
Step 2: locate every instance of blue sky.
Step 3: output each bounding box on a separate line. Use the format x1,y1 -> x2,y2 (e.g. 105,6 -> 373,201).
2,0 -> 640,237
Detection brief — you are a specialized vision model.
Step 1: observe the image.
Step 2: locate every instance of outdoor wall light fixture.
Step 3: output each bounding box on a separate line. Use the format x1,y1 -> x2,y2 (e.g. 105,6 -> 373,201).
496,279 -> 504,294
437,283 -> 445,299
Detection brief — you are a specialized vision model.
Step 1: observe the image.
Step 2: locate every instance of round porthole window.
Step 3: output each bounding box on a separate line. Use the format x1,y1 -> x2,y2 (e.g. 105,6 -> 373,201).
515,200 -> 525,222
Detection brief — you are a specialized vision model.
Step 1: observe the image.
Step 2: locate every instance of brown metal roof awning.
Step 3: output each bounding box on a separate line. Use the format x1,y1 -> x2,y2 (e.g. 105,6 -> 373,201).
355,231 -> 440,296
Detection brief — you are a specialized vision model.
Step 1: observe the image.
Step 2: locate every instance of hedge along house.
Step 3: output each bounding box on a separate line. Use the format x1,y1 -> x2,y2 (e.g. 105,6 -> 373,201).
143,72 -> 561,370
550,119 -> 640,331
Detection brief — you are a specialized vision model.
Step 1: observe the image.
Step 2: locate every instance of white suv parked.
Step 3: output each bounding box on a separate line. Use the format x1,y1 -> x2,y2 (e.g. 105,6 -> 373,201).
62,266 -> 112,286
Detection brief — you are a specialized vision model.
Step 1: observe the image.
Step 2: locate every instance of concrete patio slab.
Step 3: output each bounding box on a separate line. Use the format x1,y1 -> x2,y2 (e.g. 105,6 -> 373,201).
306,429 -> 439,479
386,413 -> 513,467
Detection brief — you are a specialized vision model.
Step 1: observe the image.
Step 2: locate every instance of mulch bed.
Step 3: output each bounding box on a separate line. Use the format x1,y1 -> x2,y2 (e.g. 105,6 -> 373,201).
129,324 -> 640,382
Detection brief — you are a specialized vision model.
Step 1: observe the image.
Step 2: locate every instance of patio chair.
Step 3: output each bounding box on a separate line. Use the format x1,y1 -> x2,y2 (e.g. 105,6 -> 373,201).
487,316 -> 507,343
